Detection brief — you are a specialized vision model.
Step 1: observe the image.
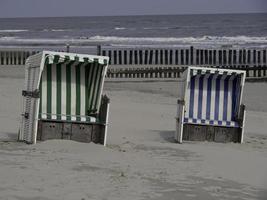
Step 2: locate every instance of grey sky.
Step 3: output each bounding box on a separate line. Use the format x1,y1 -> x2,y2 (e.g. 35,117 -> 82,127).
0,0 -> 266,18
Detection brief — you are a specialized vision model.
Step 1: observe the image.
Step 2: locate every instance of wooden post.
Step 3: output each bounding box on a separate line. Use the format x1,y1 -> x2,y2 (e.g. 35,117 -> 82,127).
253,50 -> 256,65
243,49 -> 246,65
102,50 -> 106,56
165,49 -> 168,65
124,50 -> 127,65
168,67 -> 172,78
134,50 -> 138,64
144,50 -> 148,65
21,51 -> 24,65
175,50 -> 179,65
121,50 -> 125,65
96,45 -> 101,55
22,52 -> 25,65
196,49 -> 199,65
10,51 -> 13,65
181,49 -> 184,65
136,68 -> 139,78
239,49 -> 242,64
233,50 -> 236,65
246,68 -> 249,77
139,50 -> 143,65
186,49 -> 189,65
149,50 -> 153,65
190,46 -> 194,65
214,50 -> 217,66
114,50 -> 117,65
140,68 -> 144,78
263,50 -> 266,65
209,50 -> 212,65
247,50 -> 251,65
170,49 -> 173,65
200,50 -> 203,65
129,50 -> 133,64
258,66 -> 262,77
160,50 -> 163,65
228,49 -> 232,65
66,44 -> 70,53
150,67 -> 153,78
177,67 -> 181,78
223,50 -> 226,65
14,51 -> 17,65
158,67 -> 161,78
146,68 -> 149,78
108,50 -> 112,65
155,50 -> 158,65
258,50 -> 261,66
204,49 -> 208,65
9,51 -> 12,65
118,50 -> 122,65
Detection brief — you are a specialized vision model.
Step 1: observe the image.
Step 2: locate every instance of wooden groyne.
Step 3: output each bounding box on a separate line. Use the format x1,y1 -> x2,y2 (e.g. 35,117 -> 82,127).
0,46 -> 267,79
101,46 -> 267,67
100,46 -> 267,79
0,50 -> 37,66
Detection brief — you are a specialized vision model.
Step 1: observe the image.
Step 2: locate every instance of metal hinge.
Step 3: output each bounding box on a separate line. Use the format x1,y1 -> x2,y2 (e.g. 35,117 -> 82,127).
177,99 -> 185,105
22,112 -> 29,119
22,89 -> 40,98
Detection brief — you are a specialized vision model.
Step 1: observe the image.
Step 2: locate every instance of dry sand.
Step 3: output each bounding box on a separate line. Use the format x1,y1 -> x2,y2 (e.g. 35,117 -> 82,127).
0,66 -> 267,200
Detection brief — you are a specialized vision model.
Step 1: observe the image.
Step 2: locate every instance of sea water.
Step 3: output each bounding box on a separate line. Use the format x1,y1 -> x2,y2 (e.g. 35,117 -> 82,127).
0,13 -> 266,49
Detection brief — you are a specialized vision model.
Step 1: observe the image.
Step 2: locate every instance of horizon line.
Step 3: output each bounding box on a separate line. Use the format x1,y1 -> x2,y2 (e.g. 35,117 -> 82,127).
0,11 -> 266,19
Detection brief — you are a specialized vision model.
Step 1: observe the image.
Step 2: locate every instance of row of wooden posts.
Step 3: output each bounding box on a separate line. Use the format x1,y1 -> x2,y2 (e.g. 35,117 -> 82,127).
0,46 -> 267,79
1,46 -> 266,66
0,50 -> 37,66
101,46 -> 267,66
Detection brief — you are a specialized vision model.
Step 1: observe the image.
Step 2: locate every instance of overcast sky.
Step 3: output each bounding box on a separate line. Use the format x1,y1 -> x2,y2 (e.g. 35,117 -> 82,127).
0,0 -> 266,18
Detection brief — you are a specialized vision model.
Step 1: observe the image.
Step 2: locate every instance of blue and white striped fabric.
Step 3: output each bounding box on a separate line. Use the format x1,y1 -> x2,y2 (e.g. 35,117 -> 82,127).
184,69 -> 241,127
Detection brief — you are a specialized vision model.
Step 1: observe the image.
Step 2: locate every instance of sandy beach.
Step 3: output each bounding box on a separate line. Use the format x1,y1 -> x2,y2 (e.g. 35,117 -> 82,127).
0,66 -> 267,200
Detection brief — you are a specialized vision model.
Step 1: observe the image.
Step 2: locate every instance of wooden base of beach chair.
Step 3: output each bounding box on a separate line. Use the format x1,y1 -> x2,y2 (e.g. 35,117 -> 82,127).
37,121 -> 106,144
182,124 -> 241,143
36,95 -> 110,145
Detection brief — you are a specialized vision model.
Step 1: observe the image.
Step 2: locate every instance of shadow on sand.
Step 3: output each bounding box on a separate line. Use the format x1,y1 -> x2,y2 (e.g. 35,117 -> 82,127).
0,132 -> 18,142
152,130 -> 177,143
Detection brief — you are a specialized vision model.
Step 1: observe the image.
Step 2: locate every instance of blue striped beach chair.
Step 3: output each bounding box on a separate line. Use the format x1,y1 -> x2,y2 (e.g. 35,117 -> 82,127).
19,51 -> 110,145
175,66 -> 246,143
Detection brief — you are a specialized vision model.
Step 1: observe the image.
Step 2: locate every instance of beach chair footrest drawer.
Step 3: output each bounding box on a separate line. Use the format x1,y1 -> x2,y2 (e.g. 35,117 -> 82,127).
37,120 -> 105,144
182,124 -> 241,143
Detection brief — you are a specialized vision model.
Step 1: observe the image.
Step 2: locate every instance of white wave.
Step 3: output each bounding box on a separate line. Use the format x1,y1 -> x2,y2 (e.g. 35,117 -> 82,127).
51,29 -> 69,32
0,29 -> 28,33
143,27 -> 173,30
0,35 -> 267,48
42,29 -> 70,32
114,27 -> 126,30
0,36 -> 19,40
89,35 -> 267,44
0,38 -> 71,44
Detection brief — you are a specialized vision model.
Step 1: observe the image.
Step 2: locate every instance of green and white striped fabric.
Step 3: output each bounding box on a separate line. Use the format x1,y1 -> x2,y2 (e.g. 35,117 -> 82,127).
39,56 -> 107,123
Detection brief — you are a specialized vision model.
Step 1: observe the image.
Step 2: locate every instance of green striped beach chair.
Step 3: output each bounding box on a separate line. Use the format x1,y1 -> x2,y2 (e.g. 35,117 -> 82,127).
176,66 -> 246,143
19,51 -> 110,145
